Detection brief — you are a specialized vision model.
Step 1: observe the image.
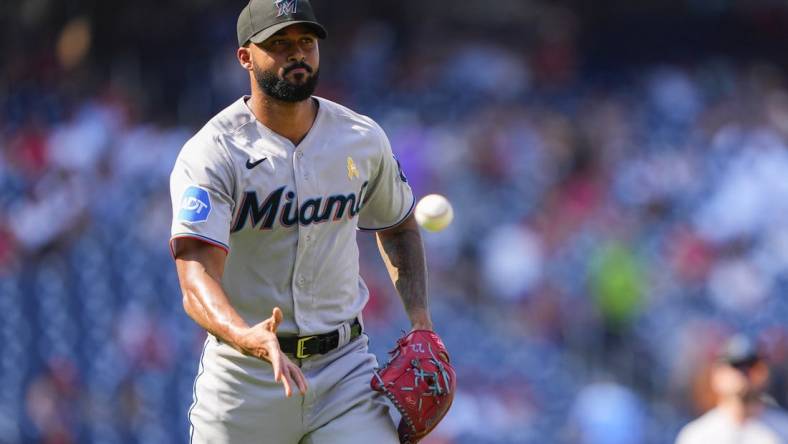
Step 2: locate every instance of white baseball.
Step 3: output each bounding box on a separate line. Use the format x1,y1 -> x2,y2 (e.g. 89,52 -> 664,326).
414,194 -> 454,232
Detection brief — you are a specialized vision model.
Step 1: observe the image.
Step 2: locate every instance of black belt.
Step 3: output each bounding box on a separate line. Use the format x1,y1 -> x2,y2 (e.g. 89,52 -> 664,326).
279,319 -> 362,359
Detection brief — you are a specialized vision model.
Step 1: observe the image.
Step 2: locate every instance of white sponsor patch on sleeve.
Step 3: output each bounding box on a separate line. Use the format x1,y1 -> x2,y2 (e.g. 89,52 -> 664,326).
178,186 -> 212,223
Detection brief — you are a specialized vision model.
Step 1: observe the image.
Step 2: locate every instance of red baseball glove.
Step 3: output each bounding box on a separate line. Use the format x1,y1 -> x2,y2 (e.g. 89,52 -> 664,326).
371,330 -> 456,444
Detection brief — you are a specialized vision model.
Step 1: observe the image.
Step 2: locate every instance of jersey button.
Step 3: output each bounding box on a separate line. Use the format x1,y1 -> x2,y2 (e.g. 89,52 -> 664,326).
296,151 -> 304,159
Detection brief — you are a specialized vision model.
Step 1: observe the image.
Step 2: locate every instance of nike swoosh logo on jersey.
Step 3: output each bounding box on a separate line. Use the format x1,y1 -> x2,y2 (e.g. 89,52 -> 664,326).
246,157 -> 267,169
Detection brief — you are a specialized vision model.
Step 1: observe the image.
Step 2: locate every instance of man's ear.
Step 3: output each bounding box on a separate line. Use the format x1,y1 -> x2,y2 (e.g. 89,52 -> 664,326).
237,47 -> 254,71
751,361 -> 770,387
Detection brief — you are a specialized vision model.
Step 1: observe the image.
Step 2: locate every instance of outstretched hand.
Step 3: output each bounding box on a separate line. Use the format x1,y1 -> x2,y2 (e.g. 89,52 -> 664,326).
235,307 -> 308,397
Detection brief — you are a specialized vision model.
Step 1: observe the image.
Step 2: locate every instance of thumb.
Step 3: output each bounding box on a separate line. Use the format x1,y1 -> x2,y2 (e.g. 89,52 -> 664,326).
265,307 -> 283,334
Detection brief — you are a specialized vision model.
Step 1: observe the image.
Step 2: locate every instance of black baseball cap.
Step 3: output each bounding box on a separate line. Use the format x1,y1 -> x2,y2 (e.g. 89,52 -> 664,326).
718,334 -> 762,367
237,0 -> 327,47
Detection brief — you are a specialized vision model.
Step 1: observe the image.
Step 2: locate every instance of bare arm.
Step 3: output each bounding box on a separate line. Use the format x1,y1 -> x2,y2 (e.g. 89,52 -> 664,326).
173,238 -> 307,396
375,214 -> 433,330
174,239 -> 243,342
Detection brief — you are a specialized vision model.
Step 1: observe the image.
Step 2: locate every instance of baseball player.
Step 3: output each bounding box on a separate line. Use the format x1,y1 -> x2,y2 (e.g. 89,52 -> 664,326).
169,0 -> 449,442
675,335 -> 788,444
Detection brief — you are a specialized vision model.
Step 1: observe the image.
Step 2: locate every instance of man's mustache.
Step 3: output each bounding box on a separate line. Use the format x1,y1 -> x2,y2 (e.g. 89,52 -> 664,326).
283,61 -> 313,75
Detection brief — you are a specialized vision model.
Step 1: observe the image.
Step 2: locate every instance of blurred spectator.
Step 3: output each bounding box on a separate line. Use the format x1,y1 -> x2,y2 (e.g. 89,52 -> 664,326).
675,335 -> 788,444
24,357 -> 82,444
568,379 -> 646,444
589,241 -> 645,334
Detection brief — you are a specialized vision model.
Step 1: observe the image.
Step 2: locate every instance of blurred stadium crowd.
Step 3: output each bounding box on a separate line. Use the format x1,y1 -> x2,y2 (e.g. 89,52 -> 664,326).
4,0 -> 788,443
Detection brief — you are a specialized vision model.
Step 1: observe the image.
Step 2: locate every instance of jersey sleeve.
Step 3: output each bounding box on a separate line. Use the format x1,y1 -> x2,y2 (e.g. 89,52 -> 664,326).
674,423 -> 699,444
357,126 -> 415,231
169,135 -> 235,255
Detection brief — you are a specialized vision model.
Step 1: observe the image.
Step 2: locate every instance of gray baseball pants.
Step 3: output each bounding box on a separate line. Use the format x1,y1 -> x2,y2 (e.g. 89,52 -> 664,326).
188,334 -> 399,443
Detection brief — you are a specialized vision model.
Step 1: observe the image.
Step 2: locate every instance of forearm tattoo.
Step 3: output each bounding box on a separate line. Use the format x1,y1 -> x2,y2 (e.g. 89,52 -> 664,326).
377,221 -> 429,323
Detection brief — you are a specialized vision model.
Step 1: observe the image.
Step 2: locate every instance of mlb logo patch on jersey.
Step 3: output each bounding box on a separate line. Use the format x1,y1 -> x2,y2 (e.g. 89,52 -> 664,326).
179,186 -> 212,223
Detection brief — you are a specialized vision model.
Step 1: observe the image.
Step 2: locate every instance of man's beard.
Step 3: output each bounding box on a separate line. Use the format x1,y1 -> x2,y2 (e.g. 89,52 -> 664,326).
739,388 -> 764,404
254,62 -> 319,103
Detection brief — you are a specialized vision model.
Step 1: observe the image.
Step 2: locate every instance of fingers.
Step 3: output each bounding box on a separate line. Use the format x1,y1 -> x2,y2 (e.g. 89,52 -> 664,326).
264,307 -> 283,334
280,361 -> 307,397
288,362 -> 308,395
279,366 -> 293,397
270,350 -> 296,398
269,348 -> 284,391
272,307 -> 282,323
256,308 -> 307,397
261,337 -> 296,398
271,351 -> 294,397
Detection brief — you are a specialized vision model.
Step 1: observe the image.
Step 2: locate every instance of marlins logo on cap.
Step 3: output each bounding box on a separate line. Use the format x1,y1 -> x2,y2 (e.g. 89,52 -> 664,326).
275,0 -> 297,17
237,0 -> 327,47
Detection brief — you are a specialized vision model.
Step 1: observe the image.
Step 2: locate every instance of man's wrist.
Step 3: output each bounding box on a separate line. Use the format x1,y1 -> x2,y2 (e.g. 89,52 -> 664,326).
409,308 -> 433,331
411,319 -> 433,331
412,324 -> 433,331
225,324 -> 252,350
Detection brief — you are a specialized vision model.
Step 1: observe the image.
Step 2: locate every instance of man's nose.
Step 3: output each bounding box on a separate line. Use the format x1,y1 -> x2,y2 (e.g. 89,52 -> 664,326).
287,46 -> 305,63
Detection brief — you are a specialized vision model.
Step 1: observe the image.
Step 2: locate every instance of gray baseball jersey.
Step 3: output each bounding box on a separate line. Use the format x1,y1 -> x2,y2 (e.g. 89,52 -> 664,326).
676,406 -> 788,444
169,95 -> 414,336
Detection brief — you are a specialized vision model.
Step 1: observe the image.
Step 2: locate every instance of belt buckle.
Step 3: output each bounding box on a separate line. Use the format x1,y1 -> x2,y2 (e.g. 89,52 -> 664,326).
296,336 -> 318,359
